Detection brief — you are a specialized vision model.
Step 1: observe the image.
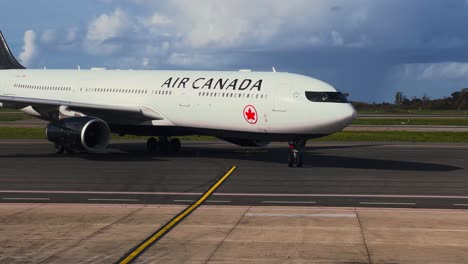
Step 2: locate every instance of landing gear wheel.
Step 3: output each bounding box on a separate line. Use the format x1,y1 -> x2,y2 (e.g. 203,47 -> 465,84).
287,139 -> 306,168
170,138 -> 181,153
54,143 -> 65,154
147,137 -> 159,154
288,152 -> 294,167
64,147 -> 75,155
158,137 -> 170,153
296,152 -> 303,168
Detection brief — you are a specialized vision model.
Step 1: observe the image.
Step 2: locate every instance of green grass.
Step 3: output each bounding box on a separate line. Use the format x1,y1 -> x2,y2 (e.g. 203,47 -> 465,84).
352,118 -> 468,126
0,108 -> 21,113
0,108 -> 29,121
0,128 -> 466,143
0,117 -> 26,122
317,131 -> 468,143
357,109 -> 468,115
0,128 -> 45,139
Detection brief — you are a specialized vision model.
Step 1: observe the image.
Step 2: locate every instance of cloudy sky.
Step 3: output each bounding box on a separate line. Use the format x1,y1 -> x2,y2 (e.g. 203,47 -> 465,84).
1,0 -> 468,102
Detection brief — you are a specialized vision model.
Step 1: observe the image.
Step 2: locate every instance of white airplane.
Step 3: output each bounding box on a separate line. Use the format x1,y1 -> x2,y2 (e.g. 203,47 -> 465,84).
0,31 -> 356,167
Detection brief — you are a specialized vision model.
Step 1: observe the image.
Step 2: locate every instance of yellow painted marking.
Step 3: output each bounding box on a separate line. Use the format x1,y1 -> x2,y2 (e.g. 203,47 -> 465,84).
118,166 -> 237,264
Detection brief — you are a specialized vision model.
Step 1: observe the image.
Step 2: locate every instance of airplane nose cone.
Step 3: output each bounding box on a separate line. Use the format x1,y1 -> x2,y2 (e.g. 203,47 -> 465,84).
343,104 -> 357,126
350,105 -> 357,120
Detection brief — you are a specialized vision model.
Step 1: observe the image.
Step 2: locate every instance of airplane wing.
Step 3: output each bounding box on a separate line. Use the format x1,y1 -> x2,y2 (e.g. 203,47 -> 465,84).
0,95 -> 164,124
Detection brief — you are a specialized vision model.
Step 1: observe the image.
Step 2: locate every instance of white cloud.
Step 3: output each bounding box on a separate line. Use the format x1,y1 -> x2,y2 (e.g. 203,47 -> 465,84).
167,52 -> 231,68
168,0 -> 334,48
346,35 -> 371,48
41,29 -> 56,44
23,1 -> 376,69
331,30 -> 344,46
350,8 -> 368,28
66,27 -> 79,43
167,53 -> 200,66
146,13 -> 171,26
402,62 -> 468,80
308,34 -> 325,47
142,57 -> 150,67
85,8 -> 132,55
19,30 -> 37,67
87,8 -> 130,42
420,63 -> 468,80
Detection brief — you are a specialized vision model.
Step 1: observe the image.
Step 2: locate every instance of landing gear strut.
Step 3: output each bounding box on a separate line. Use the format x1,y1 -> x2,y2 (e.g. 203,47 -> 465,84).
287,139 -> 306,168
54,143 -> 75,155
146,137 -> 182,154
54,143 -> 65,154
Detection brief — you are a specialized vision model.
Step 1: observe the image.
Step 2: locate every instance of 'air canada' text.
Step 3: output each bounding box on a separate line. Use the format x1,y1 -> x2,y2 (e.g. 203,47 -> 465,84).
161,77 -> 263,91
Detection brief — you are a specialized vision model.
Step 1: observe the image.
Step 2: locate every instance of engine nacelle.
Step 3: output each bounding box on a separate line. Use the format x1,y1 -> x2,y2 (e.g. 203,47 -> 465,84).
220,137 -> 270,147
46,117 -> 110,152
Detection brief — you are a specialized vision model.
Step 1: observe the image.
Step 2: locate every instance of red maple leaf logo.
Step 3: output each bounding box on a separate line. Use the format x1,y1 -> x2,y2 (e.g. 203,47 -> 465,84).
243,105 -> 258,125
245,108 -> 256,120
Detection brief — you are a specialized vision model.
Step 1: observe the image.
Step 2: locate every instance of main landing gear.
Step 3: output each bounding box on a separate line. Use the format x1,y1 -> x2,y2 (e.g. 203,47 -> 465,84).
288,139 -> 306,168
54,143 -> 75,155
147,137 -> 181,154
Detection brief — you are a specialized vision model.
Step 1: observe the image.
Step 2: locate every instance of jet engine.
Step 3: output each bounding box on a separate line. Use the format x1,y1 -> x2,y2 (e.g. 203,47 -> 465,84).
219,137 -> 270,147
46,116 -> 110,152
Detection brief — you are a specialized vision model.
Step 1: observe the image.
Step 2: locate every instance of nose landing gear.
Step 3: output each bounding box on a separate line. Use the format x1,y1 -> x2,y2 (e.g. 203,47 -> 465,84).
147,137 -> 181,154
288,139 -> 306,168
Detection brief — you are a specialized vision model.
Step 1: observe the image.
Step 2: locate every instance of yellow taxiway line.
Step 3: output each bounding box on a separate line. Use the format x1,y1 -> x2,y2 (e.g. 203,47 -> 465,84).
117,166 -> 237,264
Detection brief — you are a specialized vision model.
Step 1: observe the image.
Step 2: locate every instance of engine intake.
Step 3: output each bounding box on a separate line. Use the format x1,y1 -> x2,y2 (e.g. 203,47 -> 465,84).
46,117 -> 110,152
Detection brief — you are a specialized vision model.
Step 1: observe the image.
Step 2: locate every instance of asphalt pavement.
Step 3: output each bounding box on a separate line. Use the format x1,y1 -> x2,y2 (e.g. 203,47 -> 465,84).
0,140 -> 467,209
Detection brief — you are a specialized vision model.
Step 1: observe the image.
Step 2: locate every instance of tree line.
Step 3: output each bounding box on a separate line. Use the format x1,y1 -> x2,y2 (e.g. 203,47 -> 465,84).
352,88 -> 468,111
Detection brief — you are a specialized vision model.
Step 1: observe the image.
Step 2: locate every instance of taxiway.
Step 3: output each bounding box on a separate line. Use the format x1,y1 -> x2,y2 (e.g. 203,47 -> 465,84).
0,140 -> 466,209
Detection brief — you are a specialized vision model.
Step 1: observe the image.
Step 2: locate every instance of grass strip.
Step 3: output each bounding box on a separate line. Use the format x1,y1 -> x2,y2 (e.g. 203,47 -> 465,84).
0,128 -> 466,143
352,118 -> 468,126
0,128 -> 46,139
317,131 -> 468,143
0,117 -> 26,122
357,109 -> 468,115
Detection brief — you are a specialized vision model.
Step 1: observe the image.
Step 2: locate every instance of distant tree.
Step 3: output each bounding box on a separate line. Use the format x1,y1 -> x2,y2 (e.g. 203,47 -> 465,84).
422,94 -> 430,109
410,97 -> 422,110
451,92 -> 461,100
456,89 -> 468,109
394,91 -> 407,105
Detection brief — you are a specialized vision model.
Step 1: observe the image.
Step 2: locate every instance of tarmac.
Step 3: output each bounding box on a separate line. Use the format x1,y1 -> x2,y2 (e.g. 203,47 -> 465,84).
2,203 -> 468,264
1,140 -> 468,263
0,140 -> 467,208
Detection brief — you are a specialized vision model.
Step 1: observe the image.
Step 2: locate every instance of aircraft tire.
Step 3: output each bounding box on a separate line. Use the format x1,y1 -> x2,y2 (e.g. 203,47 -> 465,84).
147,137 -> 159,153
64,147 -> 75,155
159,138 -> 170,153
296,151 -> 303,167
170,138 -> 181,153
288,152 -> 294,167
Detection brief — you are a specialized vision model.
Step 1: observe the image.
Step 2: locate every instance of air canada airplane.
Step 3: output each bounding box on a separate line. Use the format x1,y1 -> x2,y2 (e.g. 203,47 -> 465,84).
0,31 -> 356,167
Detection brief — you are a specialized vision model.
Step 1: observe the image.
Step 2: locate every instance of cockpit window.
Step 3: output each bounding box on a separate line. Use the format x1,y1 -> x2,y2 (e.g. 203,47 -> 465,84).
305,92 -> 348,103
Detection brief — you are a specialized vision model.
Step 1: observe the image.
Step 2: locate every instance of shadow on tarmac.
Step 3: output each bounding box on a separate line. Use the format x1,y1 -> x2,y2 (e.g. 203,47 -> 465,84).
111,142 -> 463,172
0,142 -> 462,172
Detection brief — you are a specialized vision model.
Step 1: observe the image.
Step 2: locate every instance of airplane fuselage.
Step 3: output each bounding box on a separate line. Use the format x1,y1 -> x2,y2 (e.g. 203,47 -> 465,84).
0,69 -> 356,141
